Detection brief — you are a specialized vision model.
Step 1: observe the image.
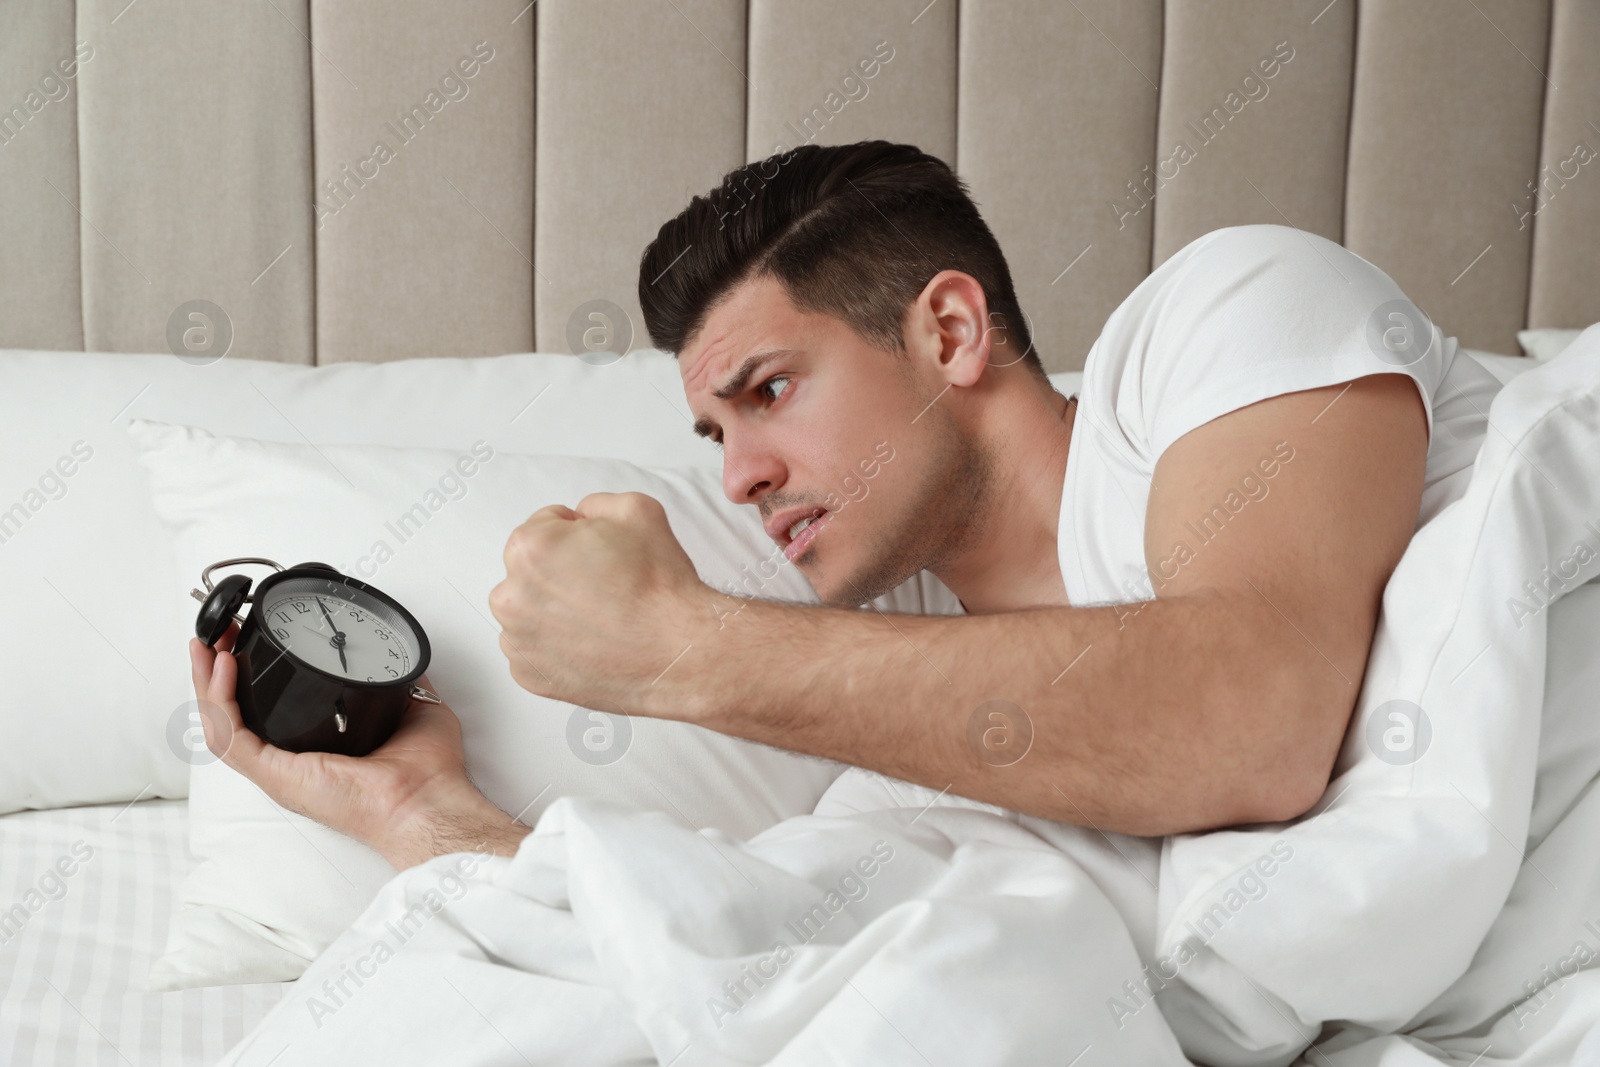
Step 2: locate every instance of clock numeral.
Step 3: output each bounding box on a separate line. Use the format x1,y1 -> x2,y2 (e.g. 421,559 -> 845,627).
366,676 -> 374,682
272,626 -> 289,642
292,601 -> 310,614
388,648 -> 400,659
349,609 -> 366,623
375,628 -> 389,640
385,666 -> 399,677
274,610 -> 291,624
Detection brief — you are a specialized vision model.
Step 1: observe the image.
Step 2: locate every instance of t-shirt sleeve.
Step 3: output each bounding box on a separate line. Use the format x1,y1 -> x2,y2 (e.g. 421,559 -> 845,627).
1103,224 -> 1449,461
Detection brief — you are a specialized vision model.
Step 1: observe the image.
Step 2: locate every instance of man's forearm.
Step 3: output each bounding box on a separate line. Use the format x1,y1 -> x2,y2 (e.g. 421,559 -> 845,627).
664,591 -> 1344,835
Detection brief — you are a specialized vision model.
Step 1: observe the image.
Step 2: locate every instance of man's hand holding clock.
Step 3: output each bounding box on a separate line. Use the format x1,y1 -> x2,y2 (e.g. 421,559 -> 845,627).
188,623 -> 529,870
185,491 -> 719,870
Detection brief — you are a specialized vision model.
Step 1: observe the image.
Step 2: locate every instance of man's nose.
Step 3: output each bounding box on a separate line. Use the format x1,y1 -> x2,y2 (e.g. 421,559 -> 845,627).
721,434 -> 785,504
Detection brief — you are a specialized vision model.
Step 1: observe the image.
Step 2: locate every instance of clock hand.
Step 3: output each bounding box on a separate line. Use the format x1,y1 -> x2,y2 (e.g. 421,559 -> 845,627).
298,623 -> 350,675
313,598 -> 350,674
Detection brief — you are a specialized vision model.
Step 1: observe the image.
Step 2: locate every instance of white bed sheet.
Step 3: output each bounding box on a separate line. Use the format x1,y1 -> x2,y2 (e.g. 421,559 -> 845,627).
0,799 -> 288,1065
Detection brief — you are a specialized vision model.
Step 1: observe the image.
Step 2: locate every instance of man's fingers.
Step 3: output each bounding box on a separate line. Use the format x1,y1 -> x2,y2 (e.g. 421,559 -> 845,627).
202,648 -> 267,768
525,503 -> 579,525
189,638 -> 212,702
576,491 -> 663,522
189,624 -> 241,701
189,638 -> 298,807
503,505 -> 579,568
388,693 -> 459,749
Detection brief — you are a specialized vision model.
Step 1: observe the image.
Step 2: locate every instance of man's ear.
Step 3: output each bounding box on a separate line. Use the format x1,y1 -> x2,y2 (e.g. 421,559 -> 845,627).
907,269 -> 993,388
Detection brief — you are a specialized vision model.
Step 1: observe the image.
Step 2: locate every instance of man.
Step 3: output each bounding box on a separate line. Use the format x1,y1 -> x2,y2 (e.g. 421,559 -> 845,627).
191,140 -> 1459,870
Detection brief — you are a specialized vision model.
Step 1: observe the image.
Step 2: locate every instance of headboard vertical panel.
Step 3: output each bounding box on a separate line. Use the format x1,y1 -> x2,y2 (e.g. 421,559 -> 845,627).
1344,0 -> 1551,356
534,0 -> 746,356
1527,0 -> 1600,331
958,0 -> 1162,373
310,2 -> 535,364
75,0 -> 315,364
1151,1 -> 1354,267
745,0 -> 956,166
0,3 -> 84,352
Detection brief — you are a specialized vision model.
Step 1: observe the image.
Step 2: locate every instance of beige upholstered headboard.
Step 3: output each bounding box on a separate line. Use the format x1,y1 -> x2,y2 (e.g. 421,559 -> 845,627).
1,0 -> 1594,372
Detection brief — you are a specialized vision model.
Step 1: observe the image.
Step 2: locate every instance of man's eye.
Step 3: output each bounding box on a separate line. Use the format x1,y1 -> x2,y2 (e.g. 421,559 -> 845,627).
758,376 -> 792,402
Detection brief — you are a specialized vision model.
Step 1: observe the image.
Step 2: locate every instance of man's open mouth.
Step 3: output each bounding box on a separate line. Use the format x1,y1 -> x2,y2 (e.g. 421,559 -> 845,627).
782,508 -> 830,562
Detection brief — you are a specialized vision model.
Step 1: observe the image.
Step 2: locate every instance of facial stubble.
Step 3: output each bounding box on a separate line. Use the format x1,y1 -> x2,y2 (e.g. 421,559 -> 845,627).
808,407 -> 994,607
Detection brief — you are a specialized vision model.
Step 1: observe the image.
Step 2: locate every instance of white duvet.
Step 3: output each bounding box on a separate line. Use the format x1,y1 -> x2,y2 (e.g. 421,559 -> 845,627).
220,330 -> 1600,1067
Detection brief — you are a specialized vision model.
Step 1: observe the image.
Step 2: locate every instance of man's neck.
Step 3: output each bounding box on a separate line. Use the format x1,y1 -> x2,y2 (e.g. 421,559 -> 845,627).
933,387 -> 1075,613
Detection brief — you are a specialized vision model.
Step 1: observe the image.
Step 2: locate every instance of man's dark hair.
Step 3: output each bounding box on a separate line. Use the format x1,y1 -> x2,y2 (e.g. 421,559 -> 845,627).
638,140 -> 1039,371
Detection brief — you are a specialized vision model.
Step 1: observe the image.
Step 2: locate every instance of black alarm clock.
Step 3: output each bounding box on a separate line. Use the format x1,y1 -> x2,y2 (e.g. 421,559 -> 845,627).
191,557 -> 440,756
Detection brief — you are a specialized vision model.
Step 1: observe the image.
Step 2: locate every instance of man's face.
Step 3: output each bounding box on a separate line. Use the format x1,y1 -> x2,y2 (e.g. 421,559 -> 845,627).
679,273 -> 990,606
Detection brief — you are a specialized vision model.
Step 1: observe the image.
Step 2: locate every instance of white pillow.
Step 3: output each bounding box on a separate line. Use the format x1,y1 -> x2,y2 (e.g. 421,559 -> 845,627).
1462,347 -> 1538,384
127,417 -> 959,989
1517,327 -> 1587,363
0,347 -> 1078,816
0,348 -> 712,814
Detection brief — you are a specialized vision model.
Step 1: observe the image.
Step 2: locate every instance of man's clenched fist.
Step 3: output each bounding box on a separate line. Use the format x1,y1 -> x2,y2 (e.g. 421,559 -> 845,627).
488,492 -> 717,717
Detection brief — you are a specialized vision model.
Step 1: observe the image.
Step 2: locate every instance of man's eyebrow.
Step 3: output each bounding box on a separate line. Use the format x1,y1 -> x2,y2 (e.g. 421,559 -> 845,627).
713,349 -> 791,401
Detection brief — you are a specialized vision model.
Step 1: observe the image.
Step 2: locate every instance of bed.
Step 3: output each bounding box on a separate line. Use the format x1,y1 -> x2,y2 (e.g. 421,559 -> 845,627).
0,802 -> 286,1065
3,0 -> 1599,1064
1,341 -> 1588,1065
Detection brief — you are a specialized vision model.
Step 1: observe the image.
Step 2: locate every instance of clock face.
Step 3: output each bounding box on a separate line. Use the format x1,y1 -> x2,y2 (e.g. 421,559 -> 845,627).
256,576 -> 420,684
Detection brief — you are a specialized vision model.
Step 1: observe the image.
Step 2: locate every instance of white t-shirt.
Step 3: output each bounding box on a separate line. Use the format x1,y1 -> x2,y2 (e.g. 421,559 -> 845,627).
1057,223 -> 1501,609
